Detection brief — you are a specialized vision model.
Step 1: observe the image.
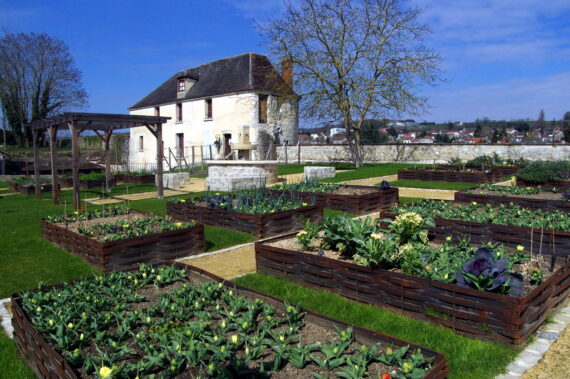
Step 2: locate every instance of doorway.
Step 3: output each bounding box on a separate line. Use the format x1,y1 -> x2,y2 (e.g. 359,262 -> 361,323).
223,133 -> 232,157
176,133 -> 184,158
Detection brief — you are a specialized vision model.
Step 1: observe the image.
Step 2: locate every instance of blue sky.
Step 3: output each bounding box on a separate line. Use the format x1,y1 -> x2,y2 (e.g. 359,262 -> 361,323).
1,0 -> 569,123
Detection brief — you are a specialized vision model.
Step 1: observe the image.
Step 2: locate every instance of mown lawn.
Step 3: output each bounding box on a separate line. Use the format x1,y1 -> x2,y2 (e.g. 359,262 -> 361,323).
326,163 -> 432,182
234,273 -> 519,379
390,179 -> 477,191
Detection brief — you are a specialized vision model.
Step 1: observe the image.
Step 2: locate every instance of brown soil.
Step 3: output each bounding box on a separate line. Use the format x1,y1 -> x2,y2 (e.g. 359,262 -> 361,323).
471,189 -> 566,201
331,185 -> 379,195
55,212 -> 147,233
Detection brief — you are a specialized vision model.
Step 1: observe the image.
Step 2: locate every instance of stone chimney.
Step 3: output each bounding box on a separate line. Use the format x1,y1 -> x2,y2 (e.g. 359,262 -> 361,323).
281,59 -> 293,88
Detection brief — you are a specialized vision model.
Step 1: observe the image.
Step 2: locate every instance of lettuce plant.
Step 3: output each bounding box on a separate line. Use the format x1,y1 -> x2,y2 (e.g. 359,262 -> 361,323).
455,247 -> 523,296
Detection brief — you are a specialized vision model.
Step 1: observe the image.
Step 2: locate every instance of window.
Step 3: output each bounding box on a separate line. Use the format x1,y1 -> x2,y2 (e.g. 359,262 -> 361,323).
154,106 -> 160,116
258,94 -> 268,124
176,102 -> 182,122
177,79 -> 185,92
139,136 -> 144,151
205,98 -> 212,119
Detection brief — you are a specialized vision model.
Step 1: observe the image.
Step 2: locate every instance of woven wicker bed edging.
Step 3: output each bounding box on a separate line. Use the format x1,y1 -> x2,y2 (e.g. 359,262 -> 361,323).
255,236 -> 570,345
40,211 -> 206,272
268,185 -> 398,214
10,263 -> 449,379
167,200 -> 323,238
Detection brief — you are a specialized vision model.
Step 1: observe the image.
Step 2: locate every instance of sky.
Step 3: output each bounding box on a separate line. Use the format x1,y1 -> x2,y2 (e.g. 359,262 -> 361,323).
1,0 -> 569,124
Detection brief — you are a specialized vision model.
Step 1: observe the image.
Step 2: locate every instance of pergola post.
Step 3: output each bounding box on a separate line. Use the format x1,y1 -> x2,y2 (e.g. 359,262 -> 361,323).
33,129 -> 41,199
49,126 -> 59,204
96,129 -> 113,192
68,120 -> 81,210
156,123 -> 164,199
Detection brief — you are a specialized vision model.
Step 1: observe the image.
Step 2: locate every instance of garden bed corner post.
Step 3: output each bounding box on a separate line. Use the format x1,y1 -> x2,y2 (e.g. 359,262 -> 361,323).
33,129 -> 41,199
68,119 -> 81,210
49,126 -> 59,204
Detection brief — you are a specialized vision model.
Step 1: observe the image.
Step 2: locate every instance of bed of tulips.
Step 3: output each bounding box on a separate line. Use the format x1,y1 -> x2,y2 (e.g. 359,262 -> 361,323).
45,207 -> 196,242
20,264 -> 434,378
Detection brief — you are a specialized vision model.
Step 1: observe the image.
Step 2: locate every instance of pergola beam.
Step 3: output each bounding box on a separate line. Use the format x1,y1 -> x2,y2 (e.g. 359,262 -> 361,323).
25,112 -> 171,207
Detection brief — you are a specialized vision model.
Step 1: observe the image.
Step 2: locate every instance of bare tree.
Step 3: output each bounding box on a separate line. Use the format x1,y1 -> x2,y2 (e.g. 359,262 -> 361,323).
0,31 -> 87,146
260,0 -> 441,166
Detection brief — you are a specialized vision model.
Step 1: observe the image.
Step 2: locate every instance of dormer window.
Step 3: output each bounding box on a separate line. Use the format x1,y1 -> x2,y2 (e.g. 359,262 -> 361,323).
178,80 -> 185,92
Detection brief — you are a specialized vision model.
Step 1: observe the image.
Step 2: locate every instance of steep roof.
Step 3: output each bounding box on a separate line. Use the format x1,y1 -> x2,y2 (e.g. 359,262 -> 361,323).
130,53 -> 295,110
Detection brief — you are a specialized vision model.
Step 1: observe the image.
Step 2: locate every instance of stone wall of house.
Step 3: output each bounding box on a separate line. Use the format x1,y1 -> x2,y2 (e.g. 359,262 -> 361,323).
276,143 -> 570,164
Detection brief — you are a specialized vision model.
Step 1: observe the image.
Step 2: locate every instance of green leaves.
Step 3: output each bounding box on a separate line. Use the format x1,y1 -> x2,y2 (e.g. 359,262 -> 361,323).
22,264 -> 434,378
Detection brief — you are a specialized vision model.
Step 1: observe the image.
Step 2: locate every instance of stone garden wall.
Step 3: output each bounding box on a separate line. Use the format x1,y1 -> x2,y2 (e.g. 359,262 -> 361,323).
277,143 -> 570,164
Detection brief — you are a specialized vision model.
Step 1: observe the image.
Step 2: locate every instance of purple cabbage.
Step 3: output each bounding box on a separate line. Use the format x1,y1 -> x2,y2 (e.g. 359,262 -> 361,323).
455,247 -> 523,296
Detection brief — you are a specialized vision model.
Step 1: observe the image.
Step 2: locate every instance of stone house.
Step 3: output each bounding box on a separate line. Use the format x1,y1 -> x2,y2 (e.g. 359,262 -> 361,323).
128,53 -> 298,169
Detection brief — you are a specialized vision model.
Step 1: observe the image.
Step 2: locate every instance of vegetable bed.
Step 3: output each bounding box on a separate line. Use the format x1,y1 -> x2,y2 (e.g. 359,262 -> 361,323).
10,183 -> 58,195
270,182 -> 398,214
383,200 -> 570,258
516,178 -> 570,191
11,264 -> 448,378
41,208 -> 205,271
397,169 -> 500,184
455,185 -> 570,212
61,177 -> 116,189
114,173 -> 155,184
256,234 -> 570,345
167,190 -> 323,238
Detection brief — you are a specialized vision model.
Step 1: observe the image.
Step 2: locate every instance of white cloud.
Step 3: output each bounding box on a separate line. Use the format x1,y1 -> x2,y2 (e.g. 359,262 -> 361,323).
426,72 -> 570,121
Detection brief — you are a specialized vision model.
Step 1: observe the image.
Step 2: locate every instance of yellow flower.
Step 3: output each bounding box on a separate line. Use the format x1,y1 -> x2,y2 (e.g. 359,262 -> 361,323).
99,366 -> 113,378
180,199 -> 186,203
425,265 -> 431,272
516,245 -> 524,252
215,192 -> 220,195
445,236 -> 452,242
73,211 -> 79,215
67,323 -> 73,329
297,230 -> 307,236
526,187 -> 531,190
371,233 -> 386,241
302,202 -> 308,206
511,176 -> 516,181
175,222 -> 182,227
122,224 -> 129,229
444,273 -> 449,280
231,335 -> 238,344
471,201 -> 477,206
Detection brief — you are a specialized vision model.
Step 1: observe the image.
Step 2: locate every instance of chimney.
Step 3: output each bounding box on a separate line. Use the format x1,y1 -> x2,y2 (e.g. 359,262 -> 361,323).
281,59 -> 293,88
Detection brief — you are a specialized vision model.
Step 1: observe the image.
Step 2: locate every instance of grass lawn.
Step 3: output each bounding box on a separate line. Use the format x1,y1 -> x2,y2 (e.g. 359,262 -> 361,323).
234,273 -> 519,379
0,332 -> 35,378
277,162 -> 356,176
325,163 -> 432,183
390,179 -> 477,191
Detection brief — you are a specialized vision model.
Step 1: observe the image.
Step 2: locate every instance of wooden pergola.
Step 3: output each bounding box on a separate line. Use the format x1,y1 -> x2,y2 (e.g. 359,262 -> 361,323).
28,112 -> 170,209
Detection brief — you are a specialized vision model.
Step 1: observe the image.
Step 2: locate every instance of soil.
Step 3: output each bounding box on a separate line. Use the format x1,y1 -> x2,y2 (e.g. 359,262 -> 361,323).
59,273 -> 422,378
55,212 -> 147,234
470,189 -> 567,201
266,235 -> 561,296
330,185 -> 380,196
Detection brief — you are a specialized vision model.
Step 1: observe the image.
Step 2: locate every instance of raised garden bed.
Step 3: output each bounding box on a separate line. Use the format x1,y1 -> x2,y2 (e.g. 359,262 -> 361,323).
436,165 -> 520,177
10,182 -> 59,195
60,177 -> 116,189
397,169 -> 500,184
455,187 -> 570,212
41,209 -> 205,271
256,235 -> 570,345
114,173 -> 155,184
168,199 -> 322,238
11,263 -> 449,378
516,178 -> 570,191
381,209 -> 570,259
270,185 -> 398,214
